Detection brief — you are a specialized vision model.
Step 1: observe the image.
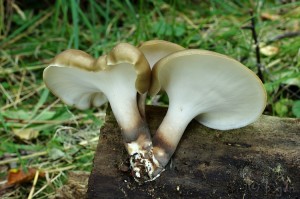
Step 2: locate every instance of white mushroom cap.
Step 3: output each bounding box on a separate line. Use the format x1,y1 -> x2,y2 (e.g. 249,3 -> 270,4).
43,49 -> 108,109
150,49 -> 267,169
43,43 -> 152,156
139,40 -> 185,68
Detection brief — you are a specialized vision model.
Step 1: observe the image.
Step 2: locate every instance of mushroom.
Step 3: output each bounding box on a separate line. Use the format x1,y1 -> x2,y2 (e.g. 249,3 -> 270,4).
43,43 -> 154,162
138,40 -> 185,68
148,49 -> 267,178
135,40 -> 185,118
128,40 -> 185,181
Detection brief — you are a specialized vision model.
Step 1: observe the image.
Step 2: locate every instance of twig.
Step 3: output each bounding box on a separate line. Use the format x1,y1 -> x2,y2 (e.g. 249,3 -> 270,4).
32,172 -> 63,198
0,65 -> 47,75
14,69 -> 26,108
45,165 -> 76,173
249,10 -> 264,83
1,84 -> 45,111
20,98 -> 60,130
27,170 -> 40,199
267,31 -> 300,45
0,84 -> 14,104
285,86 -> 300,99
179,12 -> 198,29
4,117 -> 104,125
243,10 -> 265,83
0,151 -> 47,165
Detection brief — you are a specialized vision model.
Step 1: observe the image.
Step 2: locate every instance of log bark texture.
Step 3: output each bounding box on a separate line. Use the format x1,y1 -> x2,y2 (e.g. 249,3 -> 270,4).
88,106 -> 300,199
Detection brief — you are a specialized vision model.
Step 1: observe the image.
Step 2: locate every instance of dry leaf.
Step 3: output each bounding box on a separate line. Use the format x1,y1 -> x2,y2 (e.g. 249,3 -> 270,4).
260,45 -> 279,56
261,12 -> 280,21
6,168 -> 44,186
12,128 -> 39,140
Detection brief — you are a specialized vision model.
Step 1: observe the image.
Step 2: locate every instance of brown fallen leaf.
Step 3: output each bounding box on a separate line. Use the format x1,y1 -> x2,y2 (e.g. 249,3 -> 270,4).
6,168 -> 44,186
261,12 -> 280,21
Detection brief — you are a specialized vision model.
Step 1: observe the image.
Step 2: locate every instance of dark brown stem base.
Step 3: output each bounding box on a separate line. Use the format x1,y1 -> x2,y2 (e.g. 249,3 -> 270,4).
87,106 -> 300,198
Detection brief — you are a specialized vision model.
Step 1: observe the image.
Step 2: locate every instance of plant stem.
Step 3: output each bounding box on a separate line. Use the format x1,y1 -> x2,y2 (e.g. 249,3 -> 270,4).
0,151 -> 48,165
249,10 -> 264,83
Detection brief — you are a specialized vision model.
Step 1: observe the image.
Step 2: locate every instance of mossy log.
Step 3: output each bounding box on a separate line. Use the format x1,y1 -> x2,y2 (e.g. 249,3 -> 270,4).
87,106 -> 300,198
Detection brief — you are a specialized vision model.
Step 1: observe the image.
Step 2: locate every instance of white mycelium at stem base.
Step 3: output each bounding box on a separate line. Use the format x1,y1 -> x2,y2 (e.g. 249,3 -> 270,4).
149,49 -> 267,178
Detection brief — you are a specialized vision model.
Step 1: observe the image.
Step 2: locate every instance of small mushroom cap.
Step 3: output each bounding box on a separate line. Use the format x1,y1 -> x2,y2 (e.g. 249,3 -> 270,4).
150,49 -> 267,130
138,40 -> 185,68
43,43 -> 151,110
107,43 -> 151,93
44,50 -> 108,109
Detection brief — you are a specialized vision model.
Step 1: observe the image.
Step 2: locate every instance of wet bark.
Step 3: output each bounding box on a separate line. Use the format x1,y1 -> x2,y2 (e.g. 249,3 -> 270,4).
87,106 -> 300,199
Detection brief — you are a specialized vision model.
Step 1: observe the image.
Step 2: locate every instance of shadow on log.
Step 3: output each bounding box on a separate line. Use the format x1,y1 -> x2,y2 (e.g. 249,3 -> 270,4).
88,106 -> 300,199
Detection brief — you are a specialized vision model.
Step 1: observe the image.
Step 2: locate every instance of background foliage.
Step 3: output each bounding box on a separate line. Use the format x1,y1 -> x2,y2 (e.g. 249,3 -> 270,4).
0,0 -> 299,198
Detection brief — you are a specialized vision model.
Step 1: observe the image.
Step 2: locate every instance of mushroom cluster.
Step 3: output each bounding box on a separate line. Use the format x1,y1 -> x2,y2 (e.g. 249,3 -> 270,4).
43,40 -> 267,183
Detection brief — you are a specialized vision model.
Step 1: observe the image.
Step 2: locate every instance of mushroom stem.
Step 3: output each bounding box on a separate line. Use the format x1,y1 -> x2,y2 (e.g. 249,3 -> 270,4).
137,93 -> 147,122
107,93 -> 152,155
146,49 -> 267,181
102,82 -> 159,183
152,105 -> 193,168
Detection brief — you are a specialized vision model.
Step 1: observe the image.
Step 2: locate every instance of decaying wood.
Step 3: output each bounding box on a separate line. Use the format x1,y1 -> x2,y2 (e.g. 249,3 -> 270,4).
88,106 -> 300,198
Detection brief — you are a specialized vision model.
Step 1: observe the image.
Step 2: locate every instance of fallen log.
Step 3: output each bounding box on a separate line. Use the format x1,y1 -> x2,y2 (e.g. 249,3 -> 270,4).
87,106 -> 300,198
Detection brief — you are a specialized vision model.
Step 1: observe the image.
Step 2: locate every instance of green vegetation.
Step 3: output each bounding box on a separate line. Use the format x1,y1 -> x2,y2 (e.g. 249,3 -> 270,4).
0,0 -> 299,198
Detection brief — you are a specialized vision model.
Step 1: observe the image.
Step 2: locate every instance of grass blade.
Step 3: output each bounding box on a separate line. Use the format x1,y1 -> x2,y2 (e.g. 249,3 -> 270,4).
70,0 -> 79,49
